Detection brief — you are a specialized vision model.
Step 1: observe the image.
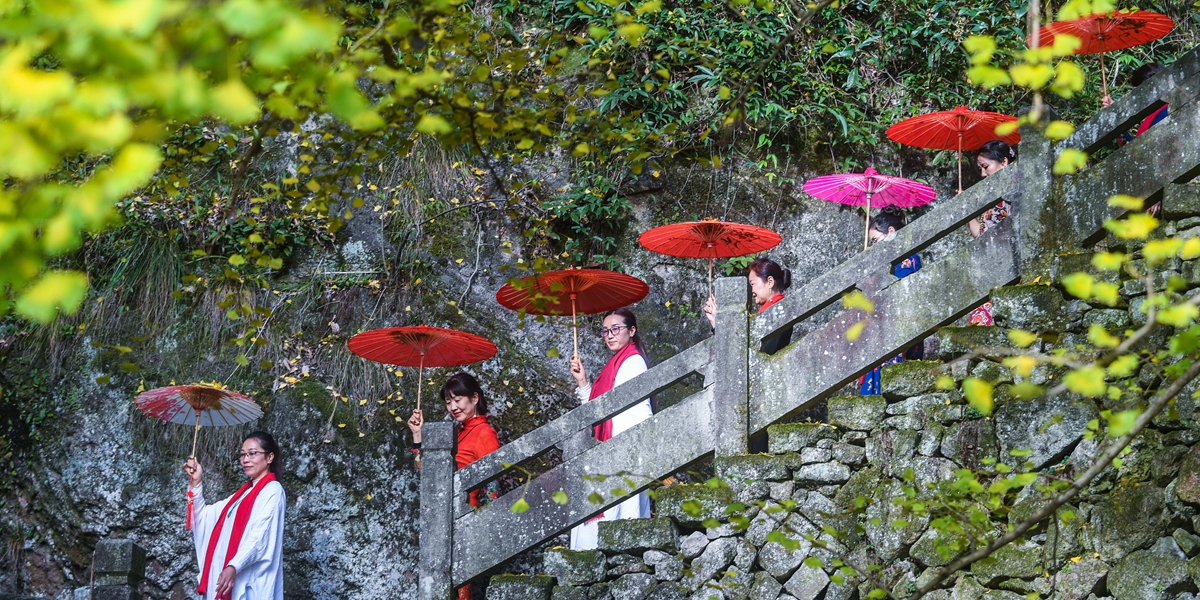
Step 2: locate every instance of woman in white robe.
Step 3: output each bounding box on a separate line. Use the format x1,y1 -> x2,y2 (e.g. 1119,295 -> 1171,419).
568,308 -> 653,550
183,431 -> 286,600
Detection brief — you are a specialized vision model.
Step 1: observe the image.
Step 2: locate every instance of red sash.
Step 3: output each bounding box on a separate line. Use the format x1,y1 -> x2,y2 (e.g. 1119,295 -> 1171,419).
1137,105 -> 1169,136
591,343 -> 643,442
197,473 -> 277,597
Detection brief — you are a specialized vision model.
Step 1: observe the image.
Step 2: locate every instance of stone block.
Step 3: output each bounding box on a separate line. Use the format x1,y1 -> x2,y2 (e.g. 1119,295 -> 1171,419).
782,565 -> 829,600
969,540 -> 1042,584
1052,556 -> 1108,600
715,567 -> 753,600
544,548 -> 607,586
1081,308 -> 1132,334
610,573 -> 656,600
830,443 -> 866,466
766,423 -> 839,453
733,540 -> 756,571
488,575 -> 555,600
1110,537 -> 1191,600
1175,528 -> 1200,557
1054,252 -> 1120,286
798,447 -> 829,464
681,537 -> 736,591
1164,182 -> 1200,218
793,462 -> 849,485
757,533 -> 811,580
645,583 -> 688,600
937,326 -> 1014,357
600,519 -> 677,553
879,360 -> 942,398
656,486 -> 734,527
714,455 -> 791,482
644,550 -> 684,582
93,539 -> 146,586
90,588 -> 138,600
991,284 -> 1066,332
679,532 -> 707,559
827,396 -> 885,430
1089,485 -> 1167,561
994,395 -> 1098,470
749,572 -> 781,600
910,527 -> 967,568
1174,444 -> 1200,505
940,418 -> 997,470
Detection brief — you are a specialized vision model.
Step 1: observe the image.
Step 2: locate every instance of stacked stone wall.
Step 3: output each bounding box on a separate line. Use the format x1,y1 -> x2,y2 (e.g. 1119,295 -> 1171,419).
482,187 -> 1200,600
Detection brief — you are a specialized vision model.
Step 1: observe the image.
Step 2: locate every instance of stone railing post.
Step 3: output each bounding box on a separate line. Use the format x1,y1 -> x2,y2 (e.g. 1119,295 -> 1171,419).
1014,120 -> 1055,277
419,422 -> 456,600
92,539 -> 145,600
711,276 -> 749,457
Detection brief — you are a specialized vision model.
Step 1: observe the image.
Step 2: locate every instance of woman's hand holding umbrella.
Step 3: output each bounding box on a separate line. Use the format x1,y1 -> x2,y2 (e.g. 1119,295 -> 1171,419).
570,354 -> 589,388
182,456 -> 202,487
407,409 -> 424,444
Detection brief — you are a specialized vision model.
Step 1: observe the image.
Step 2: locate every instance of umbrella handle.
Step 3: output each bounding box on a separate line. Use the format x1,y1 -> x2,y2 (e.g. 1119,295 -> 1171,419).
417,353 -> 425,416
708,256 -> 714,299
863,192 -> 872,250
957,132 -> 963,195
571,295 -> 579,361
190,409 -> 201,459
1100,52 -> 1109,101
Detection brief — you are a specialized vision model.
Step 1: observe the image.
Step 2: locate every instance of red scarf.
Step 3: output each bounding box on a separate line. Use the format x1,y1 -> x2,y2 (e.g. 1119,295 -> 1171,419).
197,473 -> 277,597
758,293 -> 785,314
1137,105 -> 1169,136
590,342 -> 643,442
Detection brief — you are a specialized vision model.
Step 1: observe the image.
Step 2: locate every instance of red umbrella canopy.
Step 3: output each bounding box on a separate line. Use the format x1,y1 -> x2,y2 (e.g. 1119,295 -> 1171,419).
803,167 -> 937,208
135,385 -> 262,427
886,106 -> 1020,151
1035,10 -> 1173,54
638,220 -> 782,259
348,325 -> 498,367
496,268 -> 649,316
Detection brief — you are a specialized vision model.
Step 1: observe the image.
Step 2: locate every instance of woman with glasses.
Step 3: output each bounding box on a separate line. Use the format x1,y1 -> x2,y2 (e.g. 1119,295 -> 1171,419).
182,431 -> 286,600
567,307 -> 652,550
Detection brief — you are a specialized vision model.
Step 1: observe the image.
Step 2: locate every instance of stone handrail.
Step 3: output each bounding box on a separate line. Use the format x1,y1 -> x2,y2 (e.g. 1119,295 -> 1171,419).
418,48 -> 1200,599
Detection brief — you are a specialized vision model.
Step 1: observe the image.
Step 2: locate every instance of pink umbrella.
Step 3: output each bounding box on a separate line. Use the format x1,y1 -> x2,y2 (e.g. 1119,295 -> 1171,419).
803,167 -> 937,250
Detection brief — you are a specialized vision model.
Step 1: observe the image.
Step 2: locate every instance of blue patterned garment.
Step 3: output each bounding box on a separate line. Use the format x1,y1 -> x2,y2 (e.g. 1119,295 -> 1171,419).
858,255 -> 923,395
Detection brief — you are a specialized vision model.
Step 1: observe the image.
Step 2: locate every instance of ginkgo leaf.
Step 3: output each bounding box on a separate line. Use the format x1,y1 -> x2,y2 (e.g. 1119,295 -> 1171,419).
962,378 -> 994,416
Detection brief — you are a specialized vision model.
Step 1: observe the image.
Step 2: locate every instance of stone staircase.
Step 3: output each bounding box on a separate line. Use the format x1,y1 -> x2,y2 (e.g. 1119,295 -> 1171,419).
420,46 -> 1200,600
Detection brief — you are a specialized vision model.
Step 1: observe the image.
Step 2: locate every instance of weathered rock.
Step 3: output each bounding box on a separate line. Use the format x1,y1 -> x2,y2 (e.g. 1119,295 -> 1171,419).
756,532 -> 811,581
681,537 -> 737,591
910,527 -> 967,568
994,395 -> 1097,470
1053,557 -> 1108,600
714,567 -> 753,600
1081,308 -> 1132,334
798,447 -> 830,464
1108,537 -> 1193,600
826,395 -> 886,430
782,565 -> 829,600
733,540 -> 756,571
937,326 -> 1015,357
715,455 -> 792,482
644,583 -> 687,600
1174,528 -> 1200,557
644,550 -> 684,582
865,428 -> 918,476
1089,485 -> 1167,561
768,481 -> 794,501
748,572 -> 782,600
793,462 -> 850,485
610,573 -> 656,600
657,485 -> 734,527
679,532 -> 708,559
599,518 -> 678,553
544,549 -> 607,586
969,540 -> 1043,584
1174,444 -> 1200,505
880,360 -> 943,398
766,423 -> 840,453
830,443 -> 866,466
918,422 -> 944,456
488,575 -> 556,600
991,284 -> 1066,331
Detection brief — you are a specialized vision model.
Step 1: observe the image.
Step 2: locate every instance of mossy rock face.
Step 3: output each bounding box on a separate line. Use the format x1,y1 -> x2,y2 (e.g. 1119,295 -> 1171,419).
766,422 -> 839,453
879,360 -> 942,398
1054,252 -> 1120,285
994,395 -> 1097,470
1089,485 -> 1168,562
543,548 -> 607,586
714,454 -> 794,482
827,395 -> 886,430
654,485 -> 734,526
969,540 -> 1042,584
1081,308 -> 1132,334
598,518 -> 677,553
1174,444 -> 1200,505
991,284 -> 1066,332
487,574 -> 555,600
909,527 -> 967,568
937,326 -> 1014,357
1108,538 -> 1192,600
1164,182 -> 1200,218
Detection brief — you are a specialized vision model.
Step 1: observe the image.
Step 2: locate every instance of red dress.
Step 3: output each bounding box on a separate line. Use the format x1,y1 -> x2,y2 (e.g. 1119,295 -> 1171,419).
455,416 -> 501,507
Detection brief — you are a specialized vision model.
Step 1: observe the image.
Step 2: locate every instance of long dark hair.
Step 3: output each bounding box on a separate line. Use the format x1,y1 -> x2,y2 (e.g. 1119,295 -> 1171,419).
748,257 -> 792,294
1130,62 -> 1164,88
870,206 -> 908,234
441,371 -> 490,416
603,307 -> 651,365
979,140 -> 1017,164
244,431 -> 283,479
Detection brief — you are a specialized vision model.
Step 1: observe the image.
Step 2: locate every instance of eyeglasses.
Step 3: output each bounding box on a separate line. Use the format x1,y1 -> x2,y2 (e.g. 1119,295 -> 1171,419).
598,325 -> 628,337
234,450 -> 268,463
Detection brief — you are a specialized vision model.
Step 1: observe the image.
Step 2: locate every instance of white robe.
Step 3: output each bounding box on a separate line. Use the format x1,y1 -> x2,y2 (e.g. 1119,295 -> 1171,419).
190,480 -> 286,600
570,355 -> 652,550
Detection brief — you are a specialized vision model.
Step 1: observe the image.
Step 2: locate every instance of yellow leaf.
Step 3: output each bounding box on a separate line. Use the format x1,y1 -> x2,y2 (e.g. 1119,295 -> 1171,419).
1182,238 -> 1200,260
416,114 -> 453,135
338,423 -> 346,428
1007,329 -> 1038,348
962,378 -> 994,416
1087,324 -> 1120,348
1051,61 -> 1086,98
15,270 -> 89,322
365,494 -> 372,500
1064,366 -> 1106,397
845,321 -> 866,342
1061,272 -> 1094,299
1107,194 -> 1144,211
1010,63 -> 1054,90
1045,120 -> 1075,141
211,79 -> 261,125
842,290 -> 875,313
1070,556 -> 1081,563
1002,355 -> 1037,378
617,23 -> 648,46
1053,149 -> 1088,174
1104,213 -> 1158,240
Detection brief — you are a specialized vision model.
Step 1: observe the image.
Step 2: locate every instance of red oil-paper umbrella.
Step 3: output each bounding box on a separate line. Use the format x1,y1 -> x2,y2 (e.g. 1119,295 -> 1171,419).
886,106 -> 1020,194
638,220 -> 781,296
348,325 -> 498,413
135,384 -> 262,529
496,267 -> 649,359
1034,9 -> 1173,101
803,167 -> 936,250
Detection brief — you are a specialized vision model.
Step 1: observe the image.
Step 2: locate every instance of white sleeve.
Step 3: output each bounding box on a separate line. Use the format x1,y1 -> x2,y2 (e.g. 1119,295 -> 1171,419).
575,383 -> 593,403
225,484 -> 285,574
614,355 -> 647,386
610,356 -> 652,436
191,484 -> 233,569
